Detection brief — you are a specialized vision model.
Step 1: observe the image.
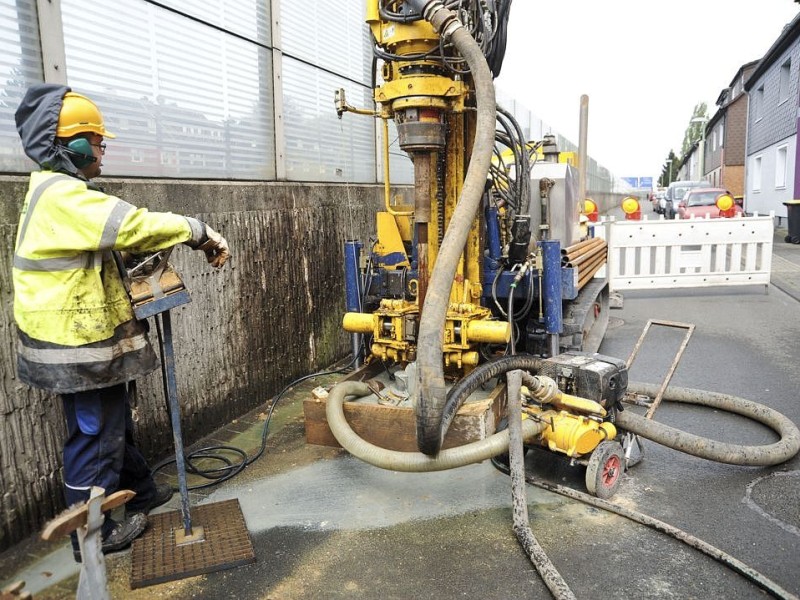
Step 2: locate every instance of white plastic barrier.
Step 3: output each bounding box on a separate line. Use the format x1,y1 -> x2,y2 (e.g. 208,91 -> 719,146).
592,213 -> 774,291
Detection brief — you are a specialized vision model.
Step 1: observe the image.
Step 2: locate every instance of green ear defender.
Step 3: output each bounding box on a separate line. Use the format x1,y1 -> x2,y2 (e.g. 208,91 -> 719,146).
64,137 -> 96,168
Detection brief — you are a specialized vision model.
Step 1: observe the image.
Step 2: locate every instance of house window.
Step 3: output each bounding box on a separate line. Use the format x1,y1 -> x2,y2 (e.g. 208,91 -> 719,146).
755,85 -> 764,121
712,131 -> 717,151
718,124 -> 724,147
753,156 -> 762,192
776,145 -> 788,189
780,60 -> 791,104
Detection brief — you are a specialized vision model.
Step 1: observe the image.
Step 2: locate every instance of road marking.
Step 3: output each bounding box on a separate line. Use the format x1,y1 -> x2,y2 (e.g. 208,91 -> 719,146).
742,470 -> 800,537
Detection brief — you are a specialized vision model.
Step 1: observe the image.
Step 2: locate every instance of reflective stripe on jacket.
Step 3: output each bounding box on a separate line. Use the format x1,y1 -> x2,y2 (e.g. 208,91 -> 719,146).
17,320 -> 158,393
13,171 -> 201,391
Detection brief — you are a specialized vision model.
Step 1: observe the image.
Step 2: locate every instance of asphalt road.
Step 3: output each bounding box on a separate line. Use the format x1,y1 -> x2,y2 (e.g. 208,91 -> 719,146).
3,203 -> 799,599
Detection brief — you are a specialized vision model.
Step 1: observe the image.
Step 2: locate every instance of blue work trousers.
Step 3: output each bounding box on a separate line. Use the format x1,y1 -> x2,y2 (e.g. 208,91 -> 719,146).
61,383 -> 157,515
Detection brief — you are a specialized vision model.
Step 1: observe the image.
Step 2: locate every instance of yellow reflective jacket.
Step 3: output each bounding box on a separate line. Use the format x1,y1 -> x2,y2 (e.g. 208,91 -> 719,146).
13,171 -> 199,346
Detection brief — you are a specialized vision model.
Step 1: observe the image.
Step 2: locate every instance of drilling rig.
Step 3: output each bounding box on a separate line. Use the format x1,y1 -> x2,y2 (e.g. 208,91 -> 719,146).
324,0 -> 619,484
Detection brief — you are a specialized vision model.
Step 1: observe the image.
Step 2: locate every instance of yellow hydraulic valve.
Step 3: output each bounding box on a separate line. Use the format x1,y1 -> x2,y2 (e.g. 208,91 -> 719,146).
343,300 -> 510,369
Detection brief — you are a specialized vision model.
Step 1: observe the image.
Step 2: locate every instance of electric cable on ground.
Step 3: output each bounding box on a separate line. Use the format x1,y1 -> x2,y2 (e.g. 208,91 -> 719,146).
152,351 -> 361,490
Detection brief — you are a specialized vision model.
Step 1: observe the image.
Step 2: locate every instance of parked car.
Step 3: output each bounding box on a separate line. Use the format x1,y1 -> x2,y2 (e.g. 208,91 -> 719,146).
661,180 -> 708,219
651,190 -> 666,213
677,188 -> 744,219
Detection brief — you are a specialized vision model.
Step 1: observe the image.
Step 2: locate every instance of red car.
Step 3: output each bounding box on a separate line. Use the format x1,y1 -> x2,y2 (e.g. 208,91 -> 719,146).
677,188 -> 744,219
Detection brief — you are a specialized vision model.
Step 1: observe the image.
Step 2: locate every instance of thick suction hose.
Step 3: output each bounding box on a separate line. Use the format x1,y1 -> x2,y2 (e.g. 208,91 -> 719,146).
489,459 -> 799,600
507,370 -> 576,600
619,382 -> 800,466
405,0 -> 498,455
325,381 -> 545,472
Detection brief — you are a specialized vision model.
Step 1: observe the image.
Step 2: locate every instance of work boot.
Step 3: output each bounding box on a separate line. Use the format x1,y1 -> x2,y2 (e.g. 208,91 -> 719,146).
72,512 -> 148,562
127,482 -> 174,518
147,482 -> 174,513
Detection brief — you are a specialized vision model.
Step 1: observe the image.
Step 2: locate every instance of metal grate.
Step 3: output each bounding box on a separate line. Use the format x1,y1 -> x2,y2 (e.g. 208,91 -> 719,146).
130,498 -> 255,589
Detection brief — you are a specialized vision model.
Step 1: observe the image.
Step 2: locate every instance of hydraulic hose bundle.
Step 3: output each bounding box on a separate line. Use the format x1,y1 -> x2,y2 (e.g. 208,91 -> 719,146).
377,0 -> 512,76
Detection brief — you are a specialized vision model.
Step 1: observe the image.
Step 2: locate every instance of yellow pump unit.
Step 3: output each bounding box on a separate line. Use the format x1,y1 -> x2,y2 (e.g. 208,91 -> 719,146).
521,374 -> 617,458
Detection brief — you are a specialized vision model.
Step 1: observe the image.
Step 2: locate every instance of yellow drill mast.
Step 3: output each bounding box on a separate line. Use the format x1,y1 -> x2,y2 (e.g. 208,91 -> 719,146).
341,1 -> 509,373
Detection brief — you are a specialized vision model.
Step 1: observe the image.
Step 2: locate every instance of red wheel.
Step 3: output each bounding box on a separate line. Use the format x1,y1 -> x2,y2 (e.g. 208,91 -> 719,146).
586,441 -> 624,499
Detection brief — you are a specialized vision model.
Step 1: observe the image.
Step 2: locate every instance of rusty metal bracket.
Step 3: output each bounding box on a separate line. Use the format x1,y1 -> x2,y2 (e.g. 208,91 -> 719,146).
619,319 -> 694,470
625,319 -> 695,420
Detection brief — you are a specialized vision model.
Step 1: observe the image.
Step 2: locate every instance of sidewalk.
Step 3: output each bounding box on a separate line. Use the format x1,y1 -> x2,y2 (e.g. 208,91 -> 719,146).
771,226 -> 800,301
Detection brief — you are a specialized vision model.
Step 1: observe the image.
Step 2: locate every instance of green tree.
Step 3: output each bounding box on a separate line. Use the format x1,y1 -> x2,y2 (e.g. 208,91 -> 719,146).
658,150 -> 678,187
680,102 -> 708,157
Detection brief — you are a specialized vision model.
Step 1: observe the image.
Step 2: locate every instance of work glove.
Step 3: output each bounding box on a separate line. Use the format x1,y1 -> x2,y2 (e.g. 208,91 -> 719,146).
198,225 -> 230,268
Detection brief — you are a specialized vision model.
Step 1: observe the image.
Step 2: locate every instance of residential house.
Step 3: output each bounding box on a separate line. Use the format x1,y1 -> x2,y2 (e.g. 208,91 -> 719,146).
704,61 -> 758,196
744,12 -> 800,220
677,139 -> 702,182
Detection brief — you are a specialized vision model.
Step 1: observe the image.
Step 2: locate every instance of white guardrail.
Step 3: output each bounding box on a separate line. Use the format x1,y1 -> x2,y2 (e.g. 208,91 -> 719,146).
592,213 -> 774,291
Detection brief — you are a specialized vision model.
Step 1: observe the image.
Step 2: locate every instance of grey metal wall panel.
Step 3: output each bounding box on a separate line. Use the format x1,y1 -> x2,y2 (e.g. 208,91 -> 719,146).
280,1 -> 372,86
0,0 -> 41,172
150,0 -> 271,45
282,56 -> 375,183
61,0 -> 276,179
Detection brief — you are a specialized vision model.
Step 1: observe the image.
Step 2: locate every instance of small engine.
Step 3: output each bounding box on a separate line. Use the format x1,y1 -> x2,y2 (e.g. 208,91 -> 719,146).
538,351 -> 628,415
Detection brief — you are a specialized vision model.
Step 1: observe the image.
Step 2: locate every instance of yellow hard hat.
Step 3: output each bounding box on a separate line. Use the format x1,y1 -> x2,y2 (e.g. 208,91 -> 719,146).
56,92 -> 116,139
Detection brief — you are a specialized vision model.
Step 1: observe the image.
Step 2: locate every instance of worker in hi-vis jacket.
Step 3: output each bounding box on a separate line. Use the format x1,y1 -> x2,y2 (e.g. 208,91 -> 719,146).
13,84 -> 230,560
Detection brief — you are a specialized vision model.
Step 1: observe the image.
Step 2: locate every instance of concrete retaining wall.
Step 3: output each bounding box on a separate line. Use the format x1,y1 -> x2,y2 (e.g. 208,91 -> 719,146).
0,175 -> 384,551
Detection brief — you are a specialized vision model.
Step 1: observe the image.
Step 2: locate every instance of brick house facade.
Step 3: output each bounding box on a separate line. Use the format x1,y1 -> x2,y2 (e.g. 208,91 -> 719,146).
704,61 -> 757,198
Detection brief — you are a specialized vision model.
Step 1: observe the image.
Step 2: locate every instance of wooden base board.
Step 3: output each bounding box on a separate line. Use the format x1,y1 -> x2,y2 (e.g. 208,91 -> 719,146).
304,370 -> 506,452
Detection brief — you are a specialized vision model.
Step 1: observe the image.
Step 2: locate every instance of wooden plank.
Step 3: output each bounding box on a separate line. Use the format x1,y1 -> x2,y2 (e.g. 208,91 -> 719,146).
41,490 -> 136,541
304,385 -> 506,452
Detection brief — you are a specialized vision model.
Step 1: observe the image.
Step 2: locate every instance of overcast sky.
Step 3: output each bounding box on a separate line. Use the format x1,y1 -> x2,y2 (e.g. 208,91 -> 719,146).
495,1 -> 800,180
